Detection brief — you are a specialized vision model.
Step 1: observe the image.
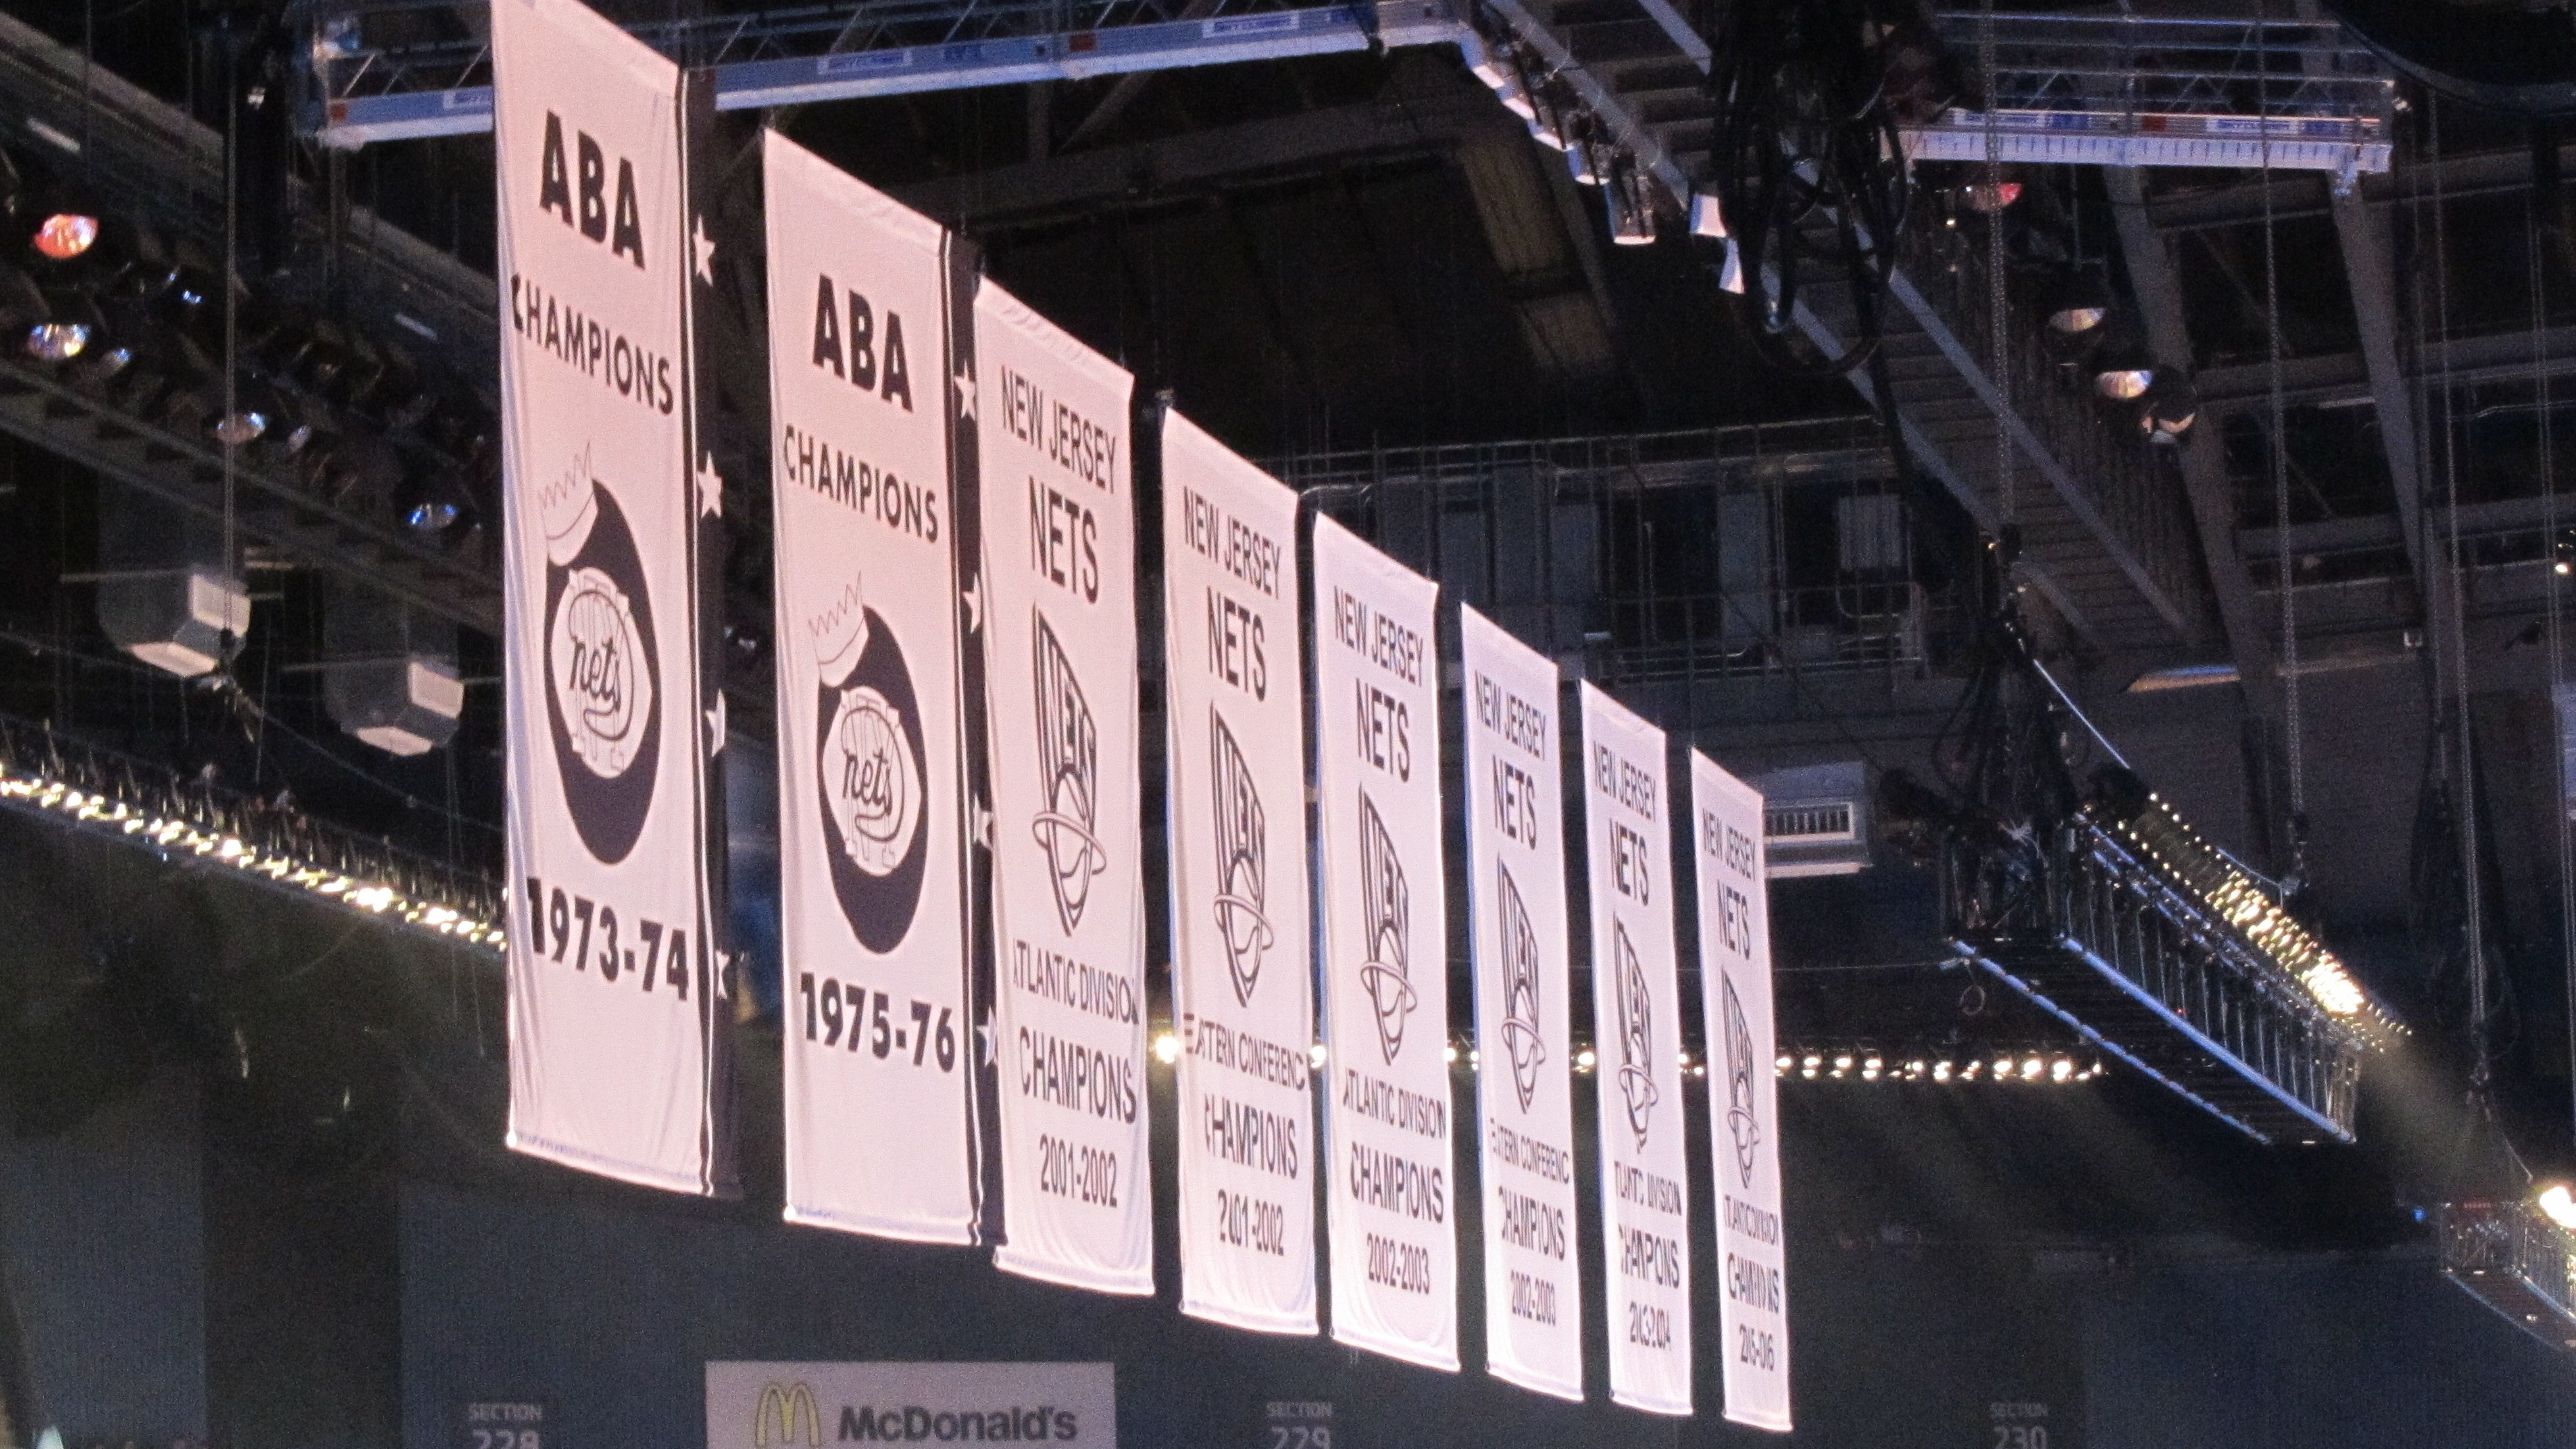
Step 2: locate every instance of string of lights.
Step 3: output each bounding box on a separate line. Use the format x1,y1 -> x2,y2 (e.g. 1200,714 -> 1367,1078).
1778,1050 -> 2105,1085
0,710 -> 504,950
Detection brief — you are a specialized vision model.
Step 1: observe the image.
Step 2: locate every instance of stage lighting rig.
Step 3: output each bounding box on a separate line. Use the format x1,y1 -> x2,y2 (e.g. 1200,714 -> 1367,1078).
1898,592 -> 2391,1144
2439,1198 -> 2576,1352
0,712 -> 501,950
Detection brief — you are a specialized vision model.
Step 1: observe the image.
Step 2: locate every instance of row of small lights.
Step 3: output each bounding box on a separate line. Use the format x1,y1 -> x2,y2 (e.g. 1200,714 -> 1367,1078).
1778,1051 -> 2104,1085
1148,1032 -> 1714,1080
0,763 -> 505,950
2104,791 -> 2380,1025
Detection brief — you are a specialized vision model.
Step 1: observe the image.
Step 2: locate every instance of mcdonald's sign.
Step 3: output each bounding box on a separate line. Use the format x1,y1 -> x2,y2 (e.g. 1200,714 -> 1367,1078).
755,1382 -> 823,1448
710,1361 -> 1116,1448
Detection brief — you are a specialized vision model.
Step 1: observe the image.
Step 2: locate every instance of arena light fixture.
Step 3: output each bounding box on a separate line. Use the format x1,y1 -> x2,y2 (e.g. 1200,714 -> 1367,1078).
32,211 -> 97,260
0,713 -> 501,950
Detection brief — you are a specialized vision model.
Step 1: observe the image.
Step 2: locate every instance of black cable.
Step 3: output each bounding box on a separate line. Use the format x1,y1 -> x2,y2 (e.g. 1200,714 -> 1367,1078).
1706,0 -> 1934,376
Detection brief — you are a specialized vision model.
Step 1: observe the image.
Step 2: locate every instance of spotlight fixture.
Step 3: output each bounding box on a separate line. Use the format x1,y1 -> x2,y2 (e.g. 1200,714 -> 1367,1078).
2093,346 -> 2155,401
1608,156 -> 1657,246
2136,376 -> 2199,444
2043,268 -> 2112,336
31,210 -> 98,260
2538,1183 -> 2576,1234
1960,179 -> 2023,213
24,319 -> 86,360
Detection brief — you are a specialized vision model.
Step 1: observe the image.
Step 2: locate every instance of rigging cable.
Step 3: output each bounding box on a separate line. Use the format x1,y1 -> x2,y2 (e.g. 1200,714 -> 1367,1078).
2260,0 -> 2309,883
2534,165 -> 2576,1153
2428,94 -> 2495,1092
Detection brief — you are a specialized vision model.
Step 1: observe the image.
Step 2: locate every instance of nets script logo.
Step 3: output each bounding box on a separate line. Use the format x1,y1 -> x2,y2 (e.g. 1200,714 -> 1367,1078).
1030,611 -> 1105,934
808,578 -> 928,952
1495,859 -> 1546,1112
1612,920 -> 1659,1150
541,449 -> 660,864
1209,707 -> 1272,1006
1357,790 -> 1416,1063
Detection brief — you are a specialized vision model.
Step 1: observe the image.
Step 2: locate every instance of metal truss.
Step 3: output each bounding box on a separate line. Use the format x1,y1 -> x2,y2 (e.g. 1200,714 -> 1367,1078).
1909,11 -> 2393,176
0,353 -> 501,636
309,0 -> 1470,146
2440,1200 -> 2576,1352
1943,809 -> 2376,1145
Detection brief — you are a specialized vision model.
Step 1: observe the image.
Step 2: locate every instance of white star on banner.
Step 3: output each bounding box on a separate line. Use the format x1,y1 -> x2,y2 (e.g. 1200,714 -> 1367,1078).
697,455 -> 724,519
971,798 -> 994,849
705,692 -> 727,753
693,217 -> 716,285
960,576 -> 982,635
952,359 -> 977,421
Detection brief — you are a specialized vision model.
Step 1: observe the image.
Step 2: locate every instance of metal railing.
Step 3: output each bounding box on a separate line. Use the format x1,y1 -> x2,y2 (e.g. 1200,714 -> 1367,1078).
1944,808 -> 2371,1139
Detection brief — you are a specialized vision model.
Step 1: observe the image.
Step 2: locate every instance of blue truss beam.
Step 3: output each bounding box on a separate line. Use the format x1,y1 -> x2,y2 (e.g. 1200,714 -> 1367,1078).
316,0 -> 1467,148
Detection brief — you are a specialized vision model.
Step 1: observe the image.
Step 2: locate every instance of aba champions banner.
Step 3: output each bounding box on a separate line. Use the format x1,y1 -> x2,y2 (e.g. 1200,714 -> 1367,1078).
1580,685 -> 1691,1413
496,0 -> 729,1193
975,281 -> 1151,1293
1693,751 -> 1790,1432
1457,608 -> 1582,1401
1311,517 -> 1456,1371
762,133 -> 977,1242
1160,412 -> 1317,1334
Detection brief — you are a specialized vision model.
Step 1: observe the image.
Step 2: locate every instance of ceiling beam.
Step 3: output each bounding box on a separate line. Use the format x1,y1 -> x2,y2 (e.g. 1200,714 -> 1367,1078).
2108,167 -> 2279,713
2196,322 -> 2576,408
2148,144 -> 2570,233
893,81 -> 1510,228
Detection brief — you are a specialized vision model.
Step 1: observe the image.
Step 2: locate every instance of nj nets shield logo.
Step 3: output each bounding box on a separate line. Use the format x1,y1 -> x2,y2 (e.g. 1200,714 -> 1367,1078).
1721,973 -> 1763,1189
1030,610 -> 1106,934
540,450 -> 660,865
1495,860 -> 1546,1112
1210,707 -> 1272,1007
1357,789 -> 1416,1063
1612,920 -> 1659,1149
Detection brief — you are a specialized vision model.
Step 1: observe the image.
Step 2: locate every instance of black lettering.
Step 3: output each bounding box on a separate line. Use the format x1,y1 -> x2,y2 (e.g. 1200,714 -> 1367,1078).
848,291 -> 877,391
812,275 -> 844,376
610,158 -> 645,267
883,311 -> 913,410
537,113 -> 573,224
576,132 -> 607,241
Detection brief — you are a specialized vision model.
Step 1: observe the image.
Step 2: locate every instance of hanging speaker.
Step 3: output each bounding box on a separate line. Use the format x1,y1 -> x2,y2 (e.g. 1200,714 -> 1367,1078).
322,578 -> 464,756
93,480 -> 247,678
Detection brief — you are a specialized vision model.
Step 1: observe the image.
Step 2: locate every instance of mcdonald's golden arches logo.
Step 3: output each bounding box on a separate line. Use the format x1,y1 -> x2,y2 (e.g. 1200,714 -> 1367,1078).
754,1382 -> 822,1448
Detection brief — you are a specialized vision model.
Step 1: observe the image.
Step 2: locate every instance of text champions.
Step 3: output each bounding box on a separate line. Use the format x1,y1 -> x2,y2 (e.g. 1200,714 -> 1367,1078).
512,111 -> 675,417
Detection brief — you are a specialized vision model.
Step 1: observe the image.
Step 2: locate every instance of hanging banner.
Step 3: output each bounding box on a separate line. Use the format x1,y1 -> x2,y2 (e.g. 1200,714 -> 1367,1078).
976,280 -> 1151,1294
762,133 -> 976,1243
495,0 -> 730,1193
1458,608 -> 1582,1401
1311,516 -> 1456,1372
1580,683 -> 1690,1414
1693,751 -> 1791,1432
1160,411 -> 1317,1334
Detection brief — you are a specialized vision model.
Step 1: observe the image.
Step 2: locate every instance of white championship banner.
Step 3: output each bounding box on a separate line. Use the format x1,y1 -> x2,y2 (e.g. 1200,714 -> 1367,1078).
976,280 -> 1152,1293
1311,516 -> 1457,1371
1694,751 -> 1791,1432
1160,411 -> 1317,1334
1458,608 -> 1583,1401
763,133 -> 976,1243
708,1362 -> 1115,1449
496,0 -> 726,1193
1580,683 -> 1691,1414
